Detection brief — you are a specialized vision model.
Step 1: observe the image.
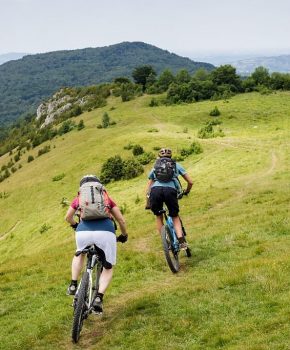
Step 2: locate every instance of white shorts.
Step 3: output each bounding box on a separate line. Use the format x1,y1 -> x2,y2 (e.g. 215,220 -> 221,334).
75,230 -> 117,265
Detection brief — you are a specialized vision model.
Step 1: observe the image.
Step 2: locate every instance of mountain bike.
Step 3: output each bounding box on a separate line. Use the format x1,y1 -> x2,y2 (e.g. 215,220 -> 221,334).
159,208 -> 191,273
71,244 -> 104,343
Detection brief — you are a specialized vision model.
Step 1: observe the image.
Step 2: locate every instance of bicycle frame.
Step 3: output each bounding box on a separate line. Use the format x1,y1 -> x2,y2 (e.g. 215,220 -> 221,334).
165,215 -> 180,253
74,246 -> 102,313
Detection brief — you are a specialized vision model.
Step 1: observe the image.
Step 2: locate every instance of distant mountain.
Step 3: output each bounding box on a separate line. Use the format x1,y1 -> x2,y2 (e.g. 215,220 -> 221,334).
0,53 -> 28,65
0,42 -> 214,126
230,55 -> 290,75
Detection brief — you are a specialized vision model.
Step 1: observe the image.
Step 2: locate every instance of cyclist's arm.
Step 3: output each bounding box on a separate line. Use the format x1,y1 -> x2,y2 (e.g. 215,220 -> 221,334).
146,179 -> 154,194
181,173 -> 193,194
110,206 -> 127,236
65,206 -> 78,226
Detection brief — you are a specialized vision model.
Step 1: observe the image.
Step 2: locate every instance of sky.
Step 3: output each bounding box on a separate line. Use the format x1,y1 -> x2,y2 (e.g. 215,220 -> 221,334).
1,0 -> 290,59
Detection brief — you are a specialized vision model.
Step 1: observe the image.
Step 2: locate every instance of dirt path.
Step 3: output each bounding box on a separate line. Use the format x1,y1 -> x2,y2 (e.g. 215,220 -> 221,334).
0,221 -> 20,241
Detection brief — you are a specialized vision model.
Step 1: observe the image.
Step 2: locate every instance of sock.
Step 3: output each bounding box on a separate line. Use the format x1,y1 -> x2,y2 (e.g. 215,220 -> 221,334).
96,292 -> 104,301
178,237 -> 185,244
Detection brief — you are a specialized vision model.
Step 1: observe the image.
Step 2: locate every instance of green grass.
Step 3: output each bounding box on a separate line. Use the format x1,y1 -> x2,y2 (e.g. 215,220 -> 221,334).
1,91 -> 290,349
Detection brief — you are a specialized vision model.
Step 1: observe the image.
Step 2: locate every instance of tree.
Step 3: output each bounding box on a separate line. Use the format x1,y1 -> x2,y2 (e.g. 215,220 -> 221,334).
211,65 -> 242,92
114,77 -> 131,84
132,65 -> 157,91
157,69 -> 175,92
175,69 -> 191,84
251,66 -> 270,86
102,112 -> 110,128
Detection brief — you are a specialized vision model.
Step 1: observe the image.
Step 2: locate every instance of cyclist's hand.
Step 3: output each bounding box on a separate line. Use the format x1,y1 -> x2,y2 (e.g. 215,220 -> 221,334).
70,223 -> 78,230
117,234 -> 128,243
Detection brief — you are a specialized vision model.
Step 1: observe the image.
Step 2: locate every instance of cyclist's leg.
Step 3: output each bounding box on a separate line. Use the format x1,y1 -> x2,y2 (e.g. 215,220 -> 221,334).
150,187 -> 165,233
163,188 -> 183,238
98,267 -> 113,294
71,254 -> 85,280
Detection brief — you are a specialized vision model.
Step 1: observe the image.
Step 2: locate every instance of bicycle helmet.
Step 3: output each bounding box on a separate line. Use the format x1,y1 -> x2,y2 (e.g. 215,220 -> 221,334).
79,174 -> 101,187
158,148 -> 172,158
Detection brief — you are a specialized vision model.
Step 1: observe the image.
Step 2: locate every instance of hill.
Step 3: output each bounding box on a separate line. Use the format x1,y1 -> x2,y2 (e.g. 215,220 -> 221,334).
0,42 -> 214,126
0,91 -> 290,349
230,54 -> 290,74
0,52 -> 27,65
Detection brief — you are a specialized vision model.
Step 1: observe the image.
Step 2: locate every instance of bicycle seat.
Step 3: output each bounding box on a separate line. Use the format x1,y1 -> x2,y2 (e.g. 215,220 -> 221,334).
157,209 -> 166,215
75,244 -> 102,257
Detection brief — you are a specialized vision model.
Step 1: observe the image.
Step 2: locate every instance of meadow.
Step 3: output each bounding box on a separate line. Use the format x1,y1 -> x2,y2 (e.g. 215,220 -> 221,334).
0,91 -> 290,350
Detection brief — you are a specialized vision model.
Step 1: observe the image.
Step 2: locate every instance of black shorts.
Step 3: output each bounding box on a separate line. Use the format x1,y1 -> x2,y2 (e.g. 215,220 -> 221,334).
150,186 -> 179,217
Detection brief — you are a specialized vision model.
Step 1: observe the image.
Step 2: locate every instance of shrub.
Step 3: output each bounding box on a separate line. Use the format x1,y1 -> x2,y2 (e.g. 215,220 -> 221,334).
132,144 -> 144,156
100,155 -> 144,183
190,141 -> 203,154
58,120 -> 75,135
149,98 -> 159,107
122,158 -> 144,180
77,119 -> 85,130
27,155 -> 34,163
52,173 -> 65,181
197,121 -> 225,139
102,112 -> 110,128
38,145 -> 50,156
100,155 -> 124,184
209,106 -> 221,116
137,152 -> 155,165
14,153 -> 20,162
124,142 -> 134,150
39,223 -> 51,234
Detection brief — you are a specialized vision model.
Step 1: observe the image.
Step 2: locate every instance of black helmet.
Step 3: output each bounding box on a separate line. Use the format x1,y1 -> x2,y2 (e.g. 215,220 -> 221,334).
80,174 -> 100,187
158,148 -> 172,158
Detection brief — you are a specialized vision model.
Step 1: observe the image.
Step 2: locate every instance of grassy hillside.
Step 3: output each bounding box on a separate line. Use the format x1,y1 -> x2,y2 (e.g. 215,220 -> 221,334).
0,41 -> 214,126
0,91 -> 290,350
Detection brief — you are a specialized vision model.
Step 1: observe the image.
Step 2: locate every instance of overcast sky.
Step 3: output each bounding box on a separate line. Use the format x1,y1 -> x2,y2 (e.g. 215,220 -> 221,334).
1,0 -> 290,58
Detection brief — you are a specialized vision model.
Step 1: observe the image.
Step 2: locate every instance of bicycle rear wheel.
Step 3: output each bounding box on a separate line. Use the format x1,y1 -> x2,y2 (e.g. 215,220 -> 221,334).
161,225 -> 179,273
72,271 -> 89,343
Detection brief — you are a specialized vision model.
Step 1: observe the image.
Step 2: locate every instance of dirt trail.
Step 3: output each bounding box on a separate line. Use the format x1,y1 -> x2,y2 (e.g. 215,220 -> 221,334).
0,221 -> 20,241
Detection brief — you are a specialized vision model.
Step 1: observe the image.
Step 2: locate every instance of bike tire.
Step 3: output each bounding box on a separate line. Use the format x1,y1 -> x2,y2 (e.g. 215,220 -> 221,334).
161,225 -> 179,273
72,271 -> 89,343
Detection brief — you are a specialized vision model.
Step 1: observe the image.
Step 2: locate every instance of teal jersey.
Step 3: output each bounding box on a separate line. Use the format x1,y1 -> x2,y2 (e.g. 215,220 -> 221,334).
148,162 -> 186,190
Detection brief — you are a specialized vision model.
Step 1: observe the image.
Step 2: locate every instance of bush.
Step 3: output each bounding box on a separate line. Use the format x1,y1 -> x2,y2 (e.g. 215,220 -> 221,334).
122,158 -> 144,180
190,141 -> 203,154
100,155 -> 124,183
52,173 -> 65,181
77,119 -> 85,130
100,155 -> 144,184
38,145 -> 50,156
197,121 -> 225,139
27,155 -> 34,163
14,153 -> 20,162
209,106 -> 221,116
149,98 -> 159,107
124,142 -> 134,150
137,152 -> 155,165
132,144 -> 144,156
102,112 -> 110,128
178,141 -> 203,159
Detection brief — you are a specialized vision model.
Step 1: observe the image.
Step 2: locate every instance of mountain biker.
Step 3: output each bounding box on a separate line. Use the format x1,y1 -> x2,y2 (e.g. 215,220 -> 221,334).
146,148 -> 193,249
65,175 -> 128,313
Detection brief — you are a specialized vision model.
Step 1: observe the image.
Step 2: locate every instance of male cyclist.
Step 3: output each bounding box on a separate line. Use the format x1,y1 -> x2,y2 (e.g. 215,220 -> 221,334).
146,148 -> 193,249
65,175 -> 128,313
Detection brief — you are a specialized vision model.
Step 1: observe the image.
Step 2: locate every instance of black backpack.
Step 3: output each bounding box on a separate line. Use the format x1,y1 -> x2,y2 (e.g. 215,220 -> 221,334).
153,157 -> 176,182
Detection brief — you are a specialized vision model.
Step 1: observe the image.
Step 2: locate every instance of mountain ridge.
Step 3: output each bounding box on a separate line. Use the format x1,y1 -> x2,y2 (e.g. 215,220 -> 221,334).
0,41 -> 214,126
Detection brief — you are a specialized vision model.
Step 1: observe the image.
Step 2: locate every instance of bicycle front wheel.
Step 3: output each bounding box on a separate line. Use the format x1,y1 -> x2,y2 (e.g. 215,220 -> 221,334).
161,225 -> 179,273
72,271 -> 89,343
